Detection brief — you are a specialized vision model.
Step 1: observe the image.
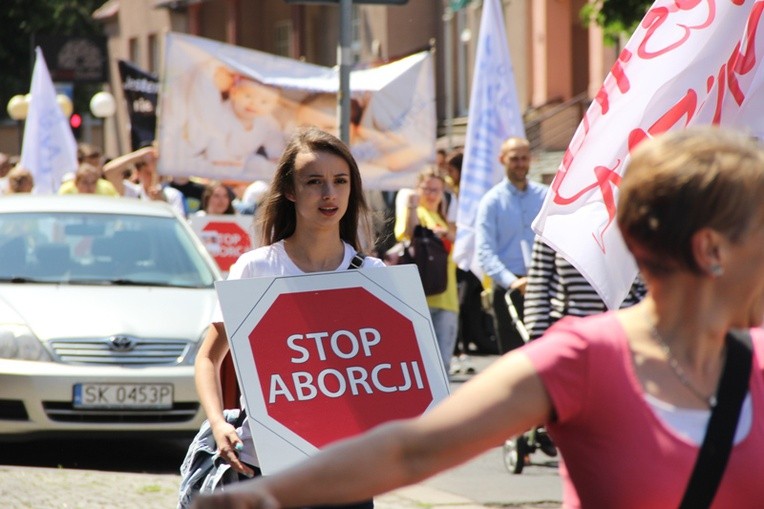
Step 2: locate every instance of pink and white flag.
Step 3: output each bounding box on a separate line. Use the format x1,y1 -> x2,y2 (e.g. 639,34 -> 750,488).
533,1 -> 764,309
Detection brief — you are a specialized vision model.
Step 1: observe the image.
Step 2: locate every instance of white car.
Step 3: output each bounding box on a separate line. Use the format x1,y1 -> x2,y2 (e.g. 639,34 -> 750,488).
0,195 -> 222,439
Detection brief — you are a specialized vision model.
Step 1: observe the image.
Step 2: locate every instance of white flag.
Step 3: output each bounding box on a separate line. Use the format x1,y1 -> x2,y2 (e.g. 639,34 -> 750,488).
533,0 -> 764,309
452,0 -> 525,277
20,48 -> 78,195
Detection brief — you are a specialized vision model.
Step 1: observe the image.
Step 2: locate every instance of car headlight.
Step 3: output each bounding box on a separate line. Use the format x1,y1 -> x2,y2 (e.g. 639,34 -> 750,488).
183,330 -> 207,365
0,324 -> 54,361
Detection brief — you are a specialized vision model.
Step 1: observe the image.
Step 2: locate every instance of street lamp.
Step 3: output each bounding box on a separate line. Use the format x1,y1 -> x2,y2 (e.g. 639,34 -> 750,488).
89,91 -> 119,155
7,94 -> 30,121
6,93 -> 75,152
57,94 -> 73,117
89,91 -> 116,118
7,94 -> 31,152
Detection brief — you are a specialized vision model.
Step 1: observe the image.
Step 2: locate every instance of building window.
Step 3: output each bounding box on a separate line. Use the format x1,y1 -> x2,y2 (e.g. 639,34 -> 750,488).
275,20 -> 293,58
148,34 -> 160,74
129,37 -> 141,66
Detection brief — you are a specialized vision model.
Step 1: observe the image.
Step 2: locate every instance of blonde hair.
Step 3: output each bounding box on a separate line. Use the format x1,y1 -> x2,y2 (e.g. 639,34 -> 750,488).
618,126 -> 764,276
416,166 -> 448,219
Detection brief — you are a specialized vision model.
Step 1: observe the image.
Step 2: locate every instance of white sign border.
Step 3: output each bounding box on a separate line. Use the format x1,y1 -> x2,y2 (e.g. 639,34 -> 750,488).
216,264 -> 450,474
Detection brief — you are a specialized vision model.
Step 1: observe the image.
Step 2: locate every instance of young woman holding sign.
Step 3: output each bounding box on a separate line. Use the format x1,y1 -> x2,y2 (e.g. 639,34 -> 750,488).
192,126 -> 764,509
184,127 -> 385,508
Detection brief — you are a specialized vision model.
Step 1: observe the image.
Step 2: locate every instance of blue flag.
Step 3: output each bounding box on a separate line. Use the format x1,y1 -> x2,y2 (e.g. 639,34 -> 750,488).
452,0 -> 525,277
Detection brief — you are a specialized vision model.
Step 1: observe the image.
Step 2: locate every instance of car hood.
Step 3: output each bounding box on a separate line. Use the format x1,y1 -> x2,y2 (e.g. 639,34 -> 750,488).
0,284 -> 218,341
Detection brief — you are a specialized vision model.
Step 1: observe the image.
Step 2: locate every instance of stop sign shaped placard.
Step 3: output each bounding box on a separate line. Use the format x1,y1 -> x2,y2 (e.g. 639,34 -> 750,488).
216,265 -> 449,474
250,287 -> 432,448
201,220 -> 252,271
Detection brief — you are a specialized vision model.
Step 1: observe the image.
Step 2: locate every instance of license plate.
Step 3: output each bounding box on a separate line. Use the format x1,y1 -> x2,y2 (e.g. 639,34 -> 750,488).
73,383 -> 173,409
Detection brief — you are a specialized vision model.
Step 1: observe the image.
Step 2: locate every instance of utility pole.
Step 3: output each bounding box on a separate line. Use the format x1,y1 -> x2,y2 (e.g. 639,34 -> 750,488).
338,0 -> 352,144
285,0 -> 408,144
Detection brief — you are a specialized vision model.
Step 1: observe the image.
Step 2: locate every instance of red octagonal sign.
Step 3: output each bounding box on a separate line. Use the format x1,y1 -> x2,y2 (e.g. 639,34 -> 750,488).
249,287 -> 433,448
202,221 -> 252,271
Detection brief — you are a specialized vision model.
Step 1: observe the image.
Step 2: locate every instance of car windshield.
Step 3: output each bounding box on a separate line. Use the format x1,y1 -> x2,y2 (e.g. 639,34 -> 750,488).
0,211 -> 217,288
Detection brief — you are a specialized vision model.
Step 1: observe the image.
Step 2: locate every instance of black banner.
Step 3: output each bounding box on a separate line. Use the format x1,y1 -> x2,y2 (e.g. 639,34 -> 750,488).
118,60 -> 159,151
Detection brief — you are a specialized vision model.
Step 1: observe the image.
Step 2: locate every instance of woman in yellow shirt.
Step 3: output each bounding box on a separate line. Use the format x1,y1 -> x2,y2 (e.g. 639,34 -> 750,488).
394,167 -> 459,373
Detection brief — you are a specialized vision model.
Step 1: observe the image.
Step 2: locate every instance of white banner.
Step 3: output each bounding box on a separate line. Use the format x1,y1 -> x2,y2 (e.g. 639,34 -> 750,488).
21,47 -> 78,195
533,1 -> 764,309
157,33 -> 436,190
451,0 -> 526,277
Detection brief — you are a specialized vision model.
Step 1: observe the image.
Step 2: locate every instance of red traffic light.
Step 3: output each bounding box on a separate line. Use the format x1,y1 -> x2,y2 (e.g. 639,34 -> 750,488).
70,113 -> 82,129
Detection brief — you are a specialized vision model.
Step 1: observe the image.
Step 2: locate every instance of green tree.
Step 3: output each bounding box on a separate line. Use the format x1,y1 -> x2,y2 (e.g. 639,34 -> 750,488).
1,0 -> 104,119
580,0 -> 653,45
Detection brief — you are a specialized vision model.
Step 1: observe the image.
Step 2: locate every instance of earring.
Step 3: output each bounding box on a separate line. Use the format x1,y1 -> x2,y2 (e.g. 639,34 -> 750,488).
710,264 -> 724,277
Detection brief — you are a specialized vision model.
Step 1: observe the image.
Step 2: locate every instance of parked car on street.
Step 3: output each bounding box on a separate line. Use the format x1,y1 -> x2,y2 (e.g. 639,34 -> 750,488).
0,195 -> 222,440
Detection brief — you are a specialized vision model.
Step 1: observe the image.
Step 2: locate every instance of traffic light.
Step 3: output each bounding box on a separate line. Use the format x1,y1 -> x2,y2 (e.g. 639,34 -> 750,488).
70,112 -> 82,140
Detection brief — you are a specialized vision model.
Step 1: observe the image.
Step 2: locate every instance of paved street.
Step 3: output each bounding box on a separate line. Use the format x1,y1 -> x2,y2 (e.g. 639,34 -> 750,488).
0,455 -> 560,509
0,354 -> 562,508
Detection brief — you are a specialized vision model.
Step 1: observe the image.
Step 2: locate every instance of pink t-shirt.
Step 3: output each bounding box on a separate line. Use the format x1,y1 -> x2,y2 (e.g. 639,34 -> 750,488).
523,312 -> 764,509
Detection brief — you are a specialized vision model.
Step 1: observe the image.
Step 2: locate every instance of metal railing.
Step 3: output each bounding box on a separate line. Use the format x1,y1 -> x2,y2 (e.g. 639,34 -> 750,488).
437,92 -> 590,154
524,92 -> 590,152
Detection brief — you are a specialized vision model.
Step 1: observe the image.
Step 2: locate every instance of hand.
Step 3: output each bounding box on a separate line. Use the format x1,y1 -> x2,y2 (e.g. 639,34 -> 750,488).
509,277 -> 527,295
432,225 -> 445,235
210,419 -> 256,477
136,146 -> 156,163
146,185 -> 167,202
213,66 -> 235,93
407,193 -> 419,208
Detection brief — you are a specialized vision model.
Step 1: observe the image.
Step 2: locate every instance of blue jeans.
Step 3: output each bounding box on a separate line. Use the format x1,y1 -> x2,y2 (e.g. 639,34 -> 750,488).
429,307 -> 459,372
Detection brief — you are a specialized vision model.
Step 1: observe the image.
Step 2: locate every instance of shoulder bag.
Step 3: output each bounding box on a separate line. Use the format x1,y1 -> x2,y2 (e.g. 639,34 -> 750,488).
385,225 -> 448,296
678,329 -> 753,509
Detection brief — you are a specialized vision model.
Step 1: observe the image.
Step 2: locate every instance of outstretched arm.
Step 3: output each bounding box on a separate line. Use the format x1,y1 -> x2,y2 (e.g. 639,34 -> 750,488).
192,349 -> 552,509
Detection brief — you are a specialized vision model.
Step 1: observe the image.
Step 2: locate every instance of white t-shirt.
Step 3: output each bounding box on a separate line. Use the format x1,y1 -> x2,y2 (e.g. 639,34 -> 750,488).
139,185 -> 186,218
214,239 -> 385,466
122,180 -> 142,199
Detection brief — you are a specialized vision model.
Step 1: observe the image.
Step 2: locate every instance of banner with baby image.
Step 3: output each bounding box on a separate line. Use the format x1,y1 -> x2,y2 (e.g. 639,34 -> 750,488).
157,33 -> 436,190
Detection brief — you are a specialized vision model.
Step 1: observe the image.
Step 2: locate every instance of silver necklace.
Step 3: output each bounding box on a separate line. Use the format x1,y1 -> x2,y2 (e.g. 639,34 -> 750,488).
649,327 -> 718,409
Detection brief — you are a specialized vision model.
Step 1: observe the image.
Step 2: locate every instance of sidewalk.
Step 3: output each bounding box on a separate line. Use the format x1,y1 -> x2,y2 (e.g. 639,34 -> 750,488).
378,484 -> 559,508
0,464 -> 558,509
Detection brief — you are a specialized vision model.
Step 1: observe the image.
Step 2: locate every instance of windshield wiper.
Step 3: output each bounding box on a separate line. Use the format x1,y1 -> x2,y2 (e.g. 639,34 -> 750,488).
0,276 -> 48,284
107,278 -> 173,287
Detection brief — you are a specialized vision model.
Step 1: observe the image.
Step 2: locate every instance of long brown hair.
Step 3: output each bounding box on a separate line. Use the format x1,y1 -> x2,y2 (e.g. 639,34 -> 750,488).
257,127 -> 372,251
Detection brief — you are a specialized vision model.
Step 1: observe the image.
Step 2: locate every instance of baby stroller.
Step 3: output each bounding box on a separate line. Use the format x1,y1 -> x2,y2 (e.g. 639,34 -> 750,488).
501,290 -> 557,474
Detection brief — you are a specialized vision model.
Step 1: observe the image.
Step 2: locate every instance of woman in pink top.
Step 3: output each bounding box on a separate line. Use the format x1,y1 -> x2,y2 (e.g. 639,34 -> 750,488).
192,127 -> 764,509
